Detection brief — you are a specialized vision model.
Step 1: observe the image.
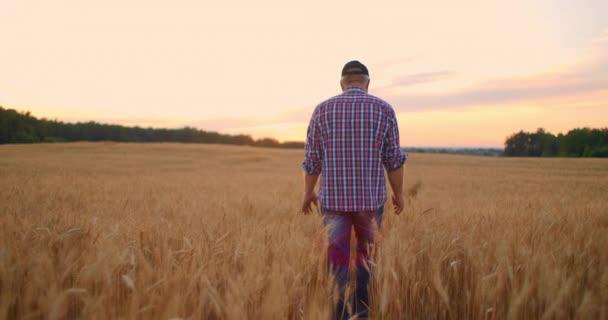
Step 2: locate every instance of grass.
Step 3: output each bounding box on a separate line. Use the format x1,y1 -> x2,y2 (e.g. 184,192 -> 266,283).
1,142 -> 607,319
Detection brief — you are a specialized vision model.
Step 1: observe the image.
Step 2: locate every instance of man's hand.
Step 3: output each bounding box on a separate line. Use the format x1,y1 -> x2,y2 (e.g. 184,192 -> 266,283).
392,193 -> 404,215
301,192 -> 318,215
387,166 -> 405,215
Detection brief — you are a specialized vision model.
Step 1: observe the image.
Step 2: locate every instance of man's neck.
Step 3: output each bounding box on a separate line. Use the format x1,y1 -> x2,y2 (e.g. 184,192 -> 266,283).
343,86 -> 367,92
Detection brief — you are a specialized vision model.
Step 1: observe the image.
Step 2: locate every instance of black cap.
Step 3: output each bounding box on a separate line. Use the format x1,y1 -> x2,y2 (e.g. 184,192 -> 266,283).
341,60 -> 369,77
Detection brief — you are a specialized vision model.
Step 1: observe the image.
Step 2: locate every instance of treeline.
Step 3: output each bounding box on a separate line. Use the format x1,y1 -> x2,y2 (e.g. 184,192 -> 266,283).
0,106 -> 304,148
504,128 -> 608,157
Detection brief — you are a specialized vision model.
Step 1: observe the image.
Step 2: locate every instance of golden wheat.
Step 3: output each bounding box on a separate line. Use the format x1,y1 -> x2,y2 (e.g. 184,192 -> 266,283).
0,142 -> 607,319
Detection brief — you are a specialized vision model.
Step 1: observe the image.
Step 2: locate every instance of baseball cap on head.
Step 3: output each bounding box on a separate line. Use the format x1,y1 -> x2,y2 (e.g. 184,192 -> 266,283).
341,60 -> 369,77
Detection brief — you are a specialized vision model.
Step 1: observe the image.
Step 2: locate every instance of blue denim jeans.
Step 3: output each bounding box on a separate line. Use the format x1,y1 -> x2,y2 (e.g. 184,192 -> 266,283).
322,206 -> 383,320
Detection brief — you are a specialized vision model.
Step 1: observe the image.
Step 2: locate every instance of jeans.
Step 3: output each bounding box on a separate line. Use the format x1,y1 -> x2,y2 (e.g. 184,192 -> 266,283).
322,206 -> 383,320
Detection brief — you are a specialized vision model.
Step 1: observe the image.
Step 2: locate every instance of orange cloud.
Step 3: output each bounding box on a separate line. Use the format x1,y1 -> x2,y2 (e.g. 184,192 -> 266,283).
379,50 -> 608,112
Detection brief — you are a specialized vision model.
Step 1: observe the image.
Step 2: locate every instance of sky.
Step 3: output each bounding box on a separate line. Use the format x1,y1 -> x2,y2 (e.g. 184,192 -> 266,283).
1,0 -> 607,147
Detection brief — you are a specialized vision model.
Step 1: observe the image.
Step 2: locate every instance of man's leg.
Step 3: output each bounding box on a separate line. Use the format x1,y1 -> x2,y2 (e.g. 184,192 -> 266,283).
374,205 -> 384,229
352,207 -> 383,318
322,211 -> 353,320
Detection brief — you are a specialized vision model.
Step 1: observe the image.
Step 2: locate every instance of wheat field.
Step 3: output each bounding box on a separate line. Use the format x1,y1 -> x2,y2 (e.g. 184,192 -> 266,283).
0,142 -> 607,319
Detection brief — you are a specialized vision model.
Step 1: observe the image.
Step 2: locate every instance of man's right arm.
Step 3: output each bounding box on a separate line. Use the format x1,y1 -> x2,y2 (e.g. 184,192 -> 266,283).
302,108 -> 323,175
302,109 -> 323,214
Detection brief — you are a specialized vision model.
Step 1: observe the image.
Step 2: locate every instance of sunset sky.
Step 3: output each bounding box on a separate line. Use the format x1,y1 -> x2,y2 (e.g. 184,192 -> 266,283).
1,0 -> 607,147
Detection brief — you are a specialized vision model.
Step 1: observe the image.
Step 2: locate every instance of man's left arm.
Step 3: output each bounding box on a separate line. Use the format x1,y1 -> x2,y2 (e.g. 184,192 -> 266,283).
383,111 -> 408,214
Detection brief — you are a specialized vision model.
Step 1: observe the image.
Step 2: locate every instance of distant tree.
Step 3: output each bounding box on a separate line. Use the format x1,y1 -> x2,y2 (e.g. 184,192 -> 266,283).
254,137 -> 280,148
559,128 -> 603,157
0,106 -> 305,149
505,127 -> 608,158
530,128 -> 558,157
588,146 -> 608,157
0,107 -> 40,143
280,141 -> 306,149
504,131 -> 529,156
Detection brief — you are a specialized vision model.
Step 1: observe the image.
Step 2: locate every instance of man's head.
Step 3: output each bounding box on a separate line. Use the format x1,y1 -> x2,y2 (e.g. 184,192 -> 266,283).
340,60 -> 370,91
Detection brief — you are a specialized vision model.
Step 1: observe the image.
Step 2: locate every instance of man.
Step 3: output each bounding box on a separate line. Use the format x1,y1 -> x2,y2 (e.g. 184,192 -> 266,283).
301,60 -> 407,319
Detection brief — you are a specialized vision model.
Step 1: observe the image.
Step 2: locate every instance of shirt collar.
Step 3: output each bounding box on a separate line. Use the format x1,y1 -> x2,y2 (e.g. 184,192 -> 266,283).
343,86 -> 367,94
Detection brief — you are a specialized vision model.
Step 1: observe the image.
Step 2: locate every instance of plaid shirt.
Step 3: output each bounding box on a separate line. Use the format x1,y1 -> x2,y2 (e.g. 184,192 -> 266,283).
303,86 -> 407,211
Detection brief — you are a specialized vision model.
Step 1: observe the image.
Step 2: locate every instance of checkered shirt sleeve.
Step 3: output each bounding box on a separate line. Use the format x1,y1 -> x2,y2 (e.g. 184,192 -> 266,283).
303,109 -> 323,175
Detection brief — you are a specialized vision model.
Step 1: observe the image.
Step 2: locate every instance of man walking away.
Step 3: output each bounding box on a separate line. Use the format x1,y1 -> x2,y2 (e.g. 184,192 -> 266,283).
301,60 -> 407,319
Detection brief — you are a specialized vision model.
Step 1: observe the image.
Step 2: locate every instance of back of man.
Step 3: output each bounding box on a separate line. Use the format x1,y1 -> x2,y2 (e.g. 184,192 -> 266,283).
301,60 -> 407,319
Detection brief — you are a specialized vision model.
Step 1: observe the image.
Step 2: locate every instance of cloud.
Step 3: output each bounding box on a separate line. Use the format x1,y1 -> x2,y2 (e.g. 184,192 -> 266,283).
187,108 -> 314,133
273,108 -> 315,122
382,52 -> 608,112
187,117 -> 262,132
375,57 -> 415,72
187,48 -> 608,133
390,70 -> 457,87
590,28 -> 608,44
